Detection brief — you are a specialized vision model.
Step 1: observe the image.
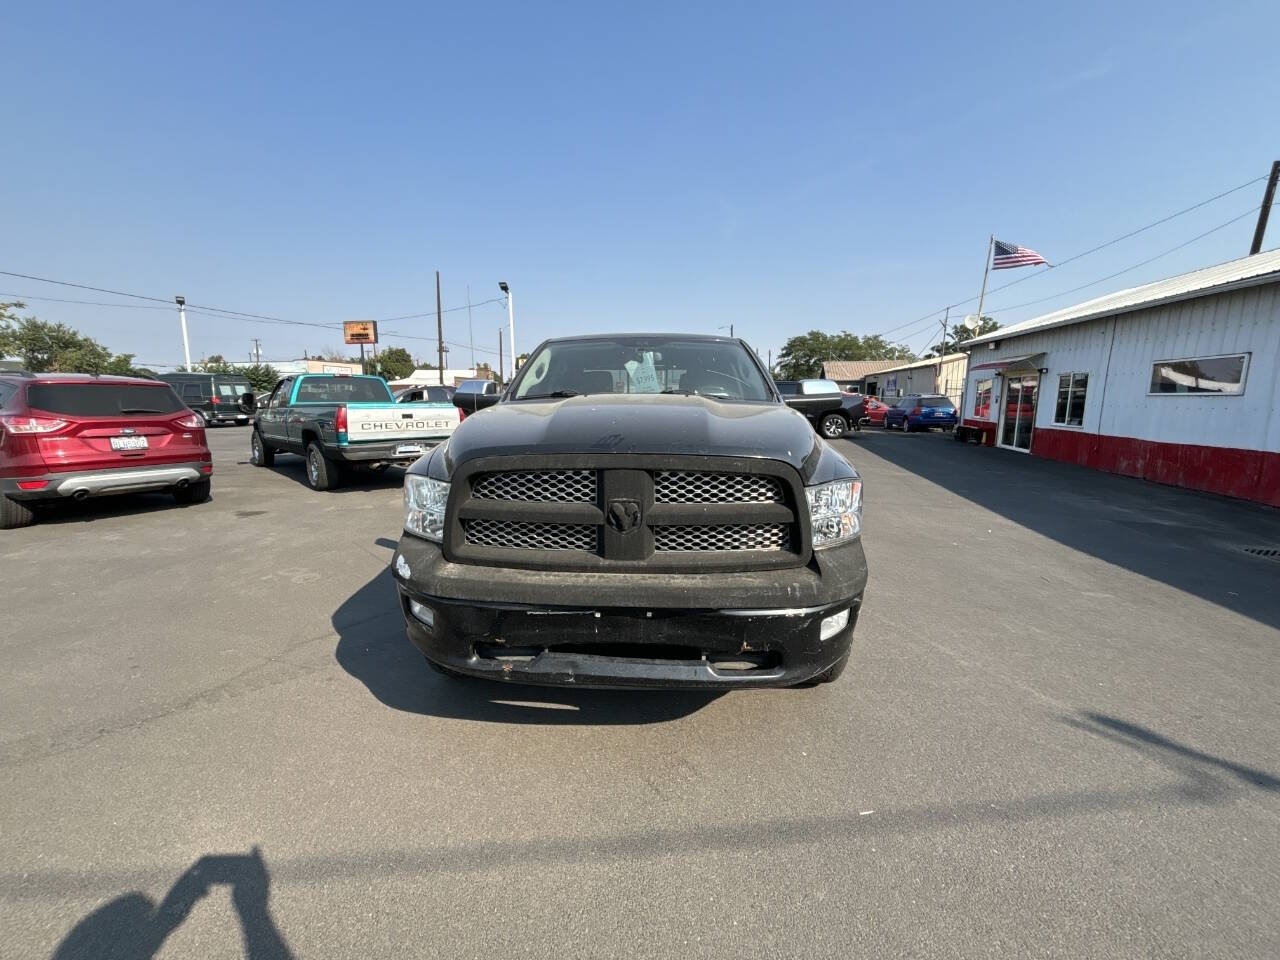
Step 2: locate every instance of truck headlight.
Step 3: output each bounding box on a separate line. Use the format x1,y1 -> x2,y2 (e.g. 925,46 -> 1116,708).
805,479 -> 862,547
404,476 -> 449,542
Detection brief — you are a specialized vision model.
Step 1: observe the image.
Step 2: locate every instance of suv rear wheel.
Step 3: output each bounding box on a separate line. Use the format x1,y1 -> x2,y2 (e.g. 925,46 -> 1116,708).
173,479 -> 211,504
1,495 -> 37,530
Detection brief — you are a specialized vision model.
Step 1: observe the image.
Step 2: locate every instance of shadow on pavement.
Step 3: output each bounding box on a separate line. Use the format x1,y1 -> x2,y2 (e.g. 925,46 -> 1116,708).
52,846 -> 292,960
1066,710 -> 1280,793
842,431 -> 1280,631
333,566 -> 722,724
254,454 -> 409,494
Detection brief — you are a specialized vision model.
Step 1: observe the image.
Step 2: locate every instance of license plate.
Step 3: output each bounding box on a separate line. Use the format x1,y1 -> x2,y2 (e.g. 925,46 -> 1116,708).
110,436 -> 149,451
395,444 -> 424,457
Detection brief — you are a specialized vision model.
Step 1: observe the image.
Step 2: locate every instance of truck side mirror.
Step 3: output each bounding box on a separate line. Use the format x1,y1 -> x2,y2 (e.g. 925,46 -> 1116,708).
454,391 -> 501,414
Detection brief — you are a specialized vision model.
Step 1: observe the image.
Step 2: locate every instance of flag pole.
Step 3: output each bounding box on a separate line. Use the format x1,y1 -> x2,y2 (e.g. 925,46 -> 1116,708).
974,234 -> 994,331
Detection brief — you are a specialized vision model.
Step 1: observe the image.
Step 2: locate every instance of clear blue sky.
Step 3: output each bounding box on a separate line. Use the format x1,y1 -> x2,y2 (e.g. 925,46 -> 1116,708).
3,1 -> 1277,371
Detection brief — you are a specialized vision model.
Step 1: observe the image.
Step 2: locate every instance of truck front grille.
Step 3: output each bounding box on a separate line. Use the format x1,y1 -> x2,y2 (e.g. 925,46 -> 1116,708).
449,459 -> 805,571
464,519 -> 597,551
471,470 -> 596,502
654,523 -> 791,552
654,471 -> 783,504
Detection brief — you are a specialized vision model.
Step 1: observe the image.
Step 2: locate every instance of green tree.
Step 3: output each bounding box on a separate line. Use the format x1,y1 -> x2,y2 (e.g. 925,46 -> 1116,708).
195,356 -> 239,374
927,316 -> 999,357
775,330 -> 915,381
236,363 -> 282,394
376,346 -> 416,380
0,304 -> 149,375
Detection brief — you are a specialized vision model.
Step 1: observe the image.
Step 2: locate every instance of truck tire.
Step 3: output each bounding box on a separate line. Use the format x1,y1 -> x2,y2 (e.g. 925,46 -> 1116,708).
1,495 -> 37,530
173,479 -> 211,505
793,652 -> 850,687
819,413 -> 847,439
250,430 -> 275,467
305,442 -> 341,491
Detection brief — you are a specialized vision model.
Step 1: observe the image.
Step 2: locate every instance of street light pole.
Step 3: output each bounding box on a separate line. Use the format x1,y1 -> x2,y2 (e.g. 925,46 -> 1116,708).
175,296 -> 192,371
499,282 -> 515,372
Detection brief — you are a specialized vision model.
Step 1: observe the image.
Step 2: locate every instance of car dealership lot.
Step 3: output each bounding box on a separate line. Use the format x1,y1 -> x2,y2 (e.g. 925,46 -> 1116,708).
3,428 -> 1279,959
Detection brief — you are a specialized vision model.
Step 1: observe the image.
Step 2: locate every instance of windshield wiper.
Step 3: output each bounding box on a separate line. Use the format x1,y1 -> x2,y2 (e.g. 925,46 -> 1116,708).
660,388 -> 693,395
518,390 -> 581,400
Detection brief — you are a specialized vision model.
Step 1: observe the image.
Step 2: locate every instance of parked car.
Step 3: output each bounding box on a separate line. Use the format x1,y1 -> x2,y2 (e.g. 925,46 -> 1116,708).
394,334 -> 867,689
451,379 -> 503,416
774,379 -> 866,439
0,372 -> 212,528
159,373 -> 256,426
249,374 -> 460,490
862,396 -> 891,426
395,384 -> 455,404
883,394 -> 958,432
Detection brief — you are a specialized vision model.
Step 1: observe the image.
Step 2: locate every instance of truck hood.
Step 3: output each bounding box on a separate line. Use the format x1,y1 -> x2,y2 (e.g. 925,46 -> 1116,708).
436,394 -> 831,477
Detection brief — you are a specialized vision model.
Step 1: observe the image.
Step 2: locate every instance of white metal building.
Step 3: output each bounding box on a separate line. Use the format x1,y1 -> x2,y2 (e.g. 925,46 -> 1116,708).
959,248 -> 1280,507
863,353 -> 968,405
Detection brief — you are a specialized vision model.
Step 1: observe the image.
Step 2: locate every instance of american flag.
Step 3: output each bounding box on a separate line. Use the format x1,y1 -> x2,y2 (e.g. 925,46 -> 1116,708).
992,239 -> 1048,269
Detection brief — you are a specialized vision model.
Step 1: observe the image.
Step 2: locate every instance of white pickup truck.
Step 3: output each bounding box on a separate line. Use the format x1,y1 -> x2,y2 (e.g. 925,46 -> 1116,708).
249,374 -> 460,490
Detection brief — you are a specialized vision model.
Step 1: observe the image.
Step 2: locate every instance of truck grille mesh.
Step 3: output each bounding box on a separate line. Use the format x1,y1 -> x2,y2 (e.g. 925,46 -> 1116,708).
653,471 -> 784,504
464,519 -> 597,551
471,470 -> 597,503
653,524 -> 790,552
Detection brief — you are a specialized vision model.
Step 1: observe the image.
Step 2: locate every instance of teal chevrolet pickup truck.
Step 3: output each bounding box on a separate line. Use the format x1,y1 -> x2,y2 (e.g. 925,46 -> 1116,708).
249,374 -> 459,490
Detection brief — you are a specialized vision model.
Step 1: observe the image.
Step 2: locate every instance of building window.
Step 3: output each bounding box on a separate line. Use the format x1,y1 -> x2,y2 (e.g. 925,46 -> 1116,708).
1149,353 -> 1249,395
1054,373 -> 1088,426
973,378 -> 993,418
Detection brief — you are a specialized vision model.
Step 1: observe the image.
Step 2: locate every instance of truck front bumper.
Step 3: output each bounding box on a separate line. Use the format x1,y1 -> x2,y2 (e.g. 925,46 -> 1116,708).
392,533 -> 868,689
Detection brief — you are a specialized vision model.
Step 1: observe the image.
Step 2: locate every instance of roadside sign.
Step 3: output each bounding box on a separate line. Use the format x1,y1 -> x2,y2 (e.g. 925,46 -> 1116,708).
344,321 -> 378,345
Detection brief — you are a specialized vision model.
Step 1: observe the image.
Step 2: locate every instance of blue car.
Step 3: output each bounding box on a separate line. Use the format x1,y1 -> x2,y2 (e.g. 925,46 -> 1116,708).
883,394 -> 958,432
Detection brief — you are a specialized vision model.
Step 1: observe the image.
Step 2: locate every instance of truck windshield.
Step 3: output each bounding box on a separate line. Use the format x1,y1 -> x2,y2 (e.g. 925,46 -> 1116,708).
512,337 -> 773,401
293,377 -> 392,404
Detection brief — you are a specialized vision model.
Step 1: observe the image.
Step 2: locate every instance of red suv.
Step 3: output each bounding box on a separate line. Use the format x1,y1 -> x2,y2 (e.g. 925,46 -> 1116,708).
0,372 -> 213,529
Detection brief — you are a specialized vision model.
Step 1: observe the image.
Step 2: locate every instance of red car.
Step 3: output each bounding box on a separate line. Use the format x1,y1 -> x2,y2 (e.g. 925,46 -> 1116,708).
862,396 -> 891,425
0,372 -> 213,529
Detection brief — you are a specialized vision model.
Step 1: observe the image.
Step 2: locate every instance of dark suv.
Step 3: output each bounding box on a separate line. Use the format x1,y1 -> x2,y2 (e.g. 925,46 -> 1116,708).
159,373 -> 256,426
0,372 -> 213,528
394,334 -> 867,689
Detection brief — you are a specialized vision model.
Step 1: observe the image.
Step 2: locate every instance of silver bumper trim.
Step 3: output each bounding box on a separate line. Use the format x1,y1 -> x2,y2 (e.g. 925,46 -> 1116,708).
52,466 -> 205,497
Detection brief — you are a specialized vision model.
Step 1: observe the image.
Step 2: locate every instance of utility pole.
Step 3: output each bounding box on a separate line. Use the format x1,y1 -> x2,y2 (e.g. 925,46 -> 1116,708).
940,306 -> 950,357
767,348 -> 772,375
466,285 -> 475,370
251,338 -> 262,364
973,235 -> 994,350
1249,160 -> 1280,255
436,271 -> 445,385
498,329 -> 504,383
175,296 -> 191,371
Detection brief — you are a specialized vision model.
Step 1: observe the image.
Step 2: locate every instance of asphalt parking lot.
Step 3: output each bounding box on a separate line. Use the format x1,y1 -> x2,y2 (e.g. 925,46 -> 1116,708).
3,424 -> 1279,959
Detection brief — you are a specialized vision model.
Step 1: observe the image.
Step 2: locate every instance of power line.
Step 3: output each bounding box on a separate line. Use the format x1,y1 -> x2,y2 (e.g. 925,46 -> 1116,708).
868,171 -> 1272,342
985,203 -> 1273,317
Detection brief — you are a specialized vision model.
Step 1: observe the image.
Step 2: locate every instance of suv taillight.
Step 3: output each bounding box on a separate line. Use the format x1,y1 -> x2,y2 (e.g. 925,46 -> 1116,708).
175,413 -> 204,429
336,405 -> 348,433
458,408 -> 466,422
911,406 -> 922,416
0,415 -> 69,434
210,396 -> 220,404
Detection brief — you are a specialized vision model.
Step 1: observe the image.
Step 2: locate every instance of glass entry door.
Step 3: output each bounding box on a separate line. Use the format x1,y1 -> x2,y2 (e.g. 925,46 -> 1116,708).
999,375 -> 1038,451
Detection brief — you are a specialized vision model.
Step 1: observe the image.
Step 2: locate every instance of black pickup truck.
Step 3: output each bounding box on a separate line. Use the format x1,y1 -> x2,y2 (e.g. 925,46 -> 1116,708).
775,379 -> 867,439
392,333 -> 868,689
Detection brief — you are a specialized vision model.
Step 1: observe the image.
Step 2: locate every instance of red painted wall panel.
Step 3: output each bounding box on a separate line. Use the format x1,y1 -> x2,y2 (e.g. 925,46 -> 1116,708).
1030,427 -> 1280,507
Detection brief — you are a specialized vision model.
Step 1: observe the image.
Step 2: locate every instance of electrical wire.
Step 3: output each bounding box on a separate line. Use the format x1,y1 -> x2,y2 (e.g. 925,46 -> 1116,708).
868,171 -> 1272,341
